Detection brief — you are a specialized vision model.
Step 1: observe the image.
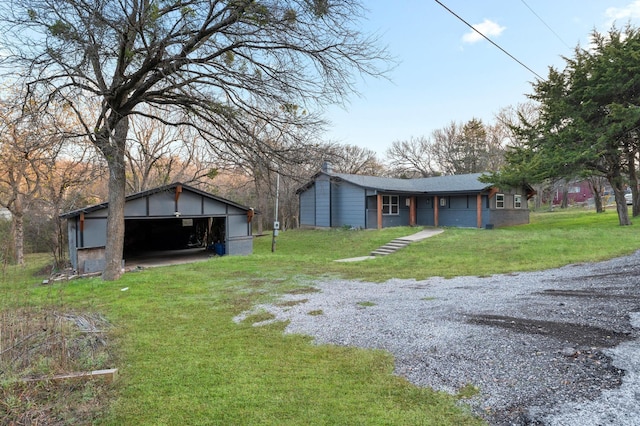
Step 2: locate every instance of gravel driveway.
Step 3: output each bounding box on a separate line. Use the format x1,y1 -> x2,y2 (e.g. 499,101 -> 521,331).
235,251 -> 640,425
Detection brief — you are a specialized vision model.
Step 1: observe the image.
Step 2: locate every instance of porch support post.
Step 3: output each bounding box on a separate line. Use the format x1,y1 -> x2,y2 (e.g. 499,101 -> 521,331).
477,194 -> 482,228
409,196 -> 417,226
377,194 -> 383,229
434,196 -> 439,227
79,212 -> 85,247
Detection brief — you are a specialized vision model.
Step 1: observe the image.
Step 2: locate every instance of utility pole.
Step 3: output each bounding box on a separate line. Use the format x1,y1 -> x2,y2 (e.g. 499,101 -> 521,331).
271,172 -> 280,252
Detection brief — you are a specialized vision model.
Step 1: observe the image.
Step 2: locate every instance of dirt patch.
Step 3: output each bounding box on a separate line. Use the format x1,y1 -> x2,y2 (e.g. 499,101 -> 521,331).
467,314 -> 633,348
536,288 -> 640,300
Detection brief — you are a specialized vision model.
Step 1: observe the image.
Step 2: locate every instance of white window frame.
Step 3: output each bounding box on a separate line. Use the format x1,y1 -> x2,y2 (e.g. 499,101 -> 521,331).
382,195 -> 399,215
496,193 -> 505,209
514,194 -> 522,209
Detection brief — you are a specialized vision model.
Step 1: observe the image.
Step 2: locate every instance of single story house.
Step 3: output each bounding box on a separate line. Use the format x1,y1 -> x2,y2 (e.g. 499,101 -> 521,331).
297,163 -> 534,229
61,182 -> 254,273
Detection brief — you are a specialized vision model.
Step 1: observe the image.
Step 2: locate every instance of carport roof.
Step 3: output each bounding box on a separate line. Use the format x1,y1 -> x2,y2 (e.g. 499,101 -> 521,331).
60,182 -> 253,219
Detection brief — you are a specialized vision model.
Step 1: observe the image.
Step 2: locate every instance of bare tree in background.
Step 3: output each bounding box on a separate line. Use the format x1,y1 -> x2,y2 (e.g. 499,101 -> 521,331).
126,110 -> 218,192
41,144 -> 103,268
432,118 -> 504,175
0,0 -> 390,279
386,136 -> 437,178
327,143 -> 383,175
0,96 -> 63,265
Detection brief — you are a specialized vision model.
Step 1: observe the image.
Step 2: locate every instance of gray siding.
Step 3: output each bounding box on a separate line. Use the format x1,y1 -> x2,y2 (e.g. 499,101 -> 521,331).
148,190 -> 175,215
416,196 -> 435,226
315,175 -> 331,227
227,214 -> 250,238
125,197 -> 148,216
488,209 -> 530,227
299,186 -> 316,226
203,197 -> 228,215
437,195 -> 477,228
226,236 -> 253,255
83,218 -> 108,247
178,190 -> 204,216
331,181 -> 366,228
487,186 -> 530,228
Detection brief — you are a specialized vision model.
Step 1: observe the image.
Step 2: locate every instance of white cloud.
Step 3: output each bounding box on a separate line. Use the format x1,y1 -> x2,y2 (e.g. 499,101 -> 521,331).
605,0 -> 640,25
462,19 -> 506,44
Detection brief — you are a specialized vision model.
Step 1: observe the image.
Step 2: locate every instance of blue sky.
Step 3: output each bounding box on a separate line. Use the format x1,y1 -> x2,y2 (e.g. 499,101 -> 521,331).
322,0 -> 640,156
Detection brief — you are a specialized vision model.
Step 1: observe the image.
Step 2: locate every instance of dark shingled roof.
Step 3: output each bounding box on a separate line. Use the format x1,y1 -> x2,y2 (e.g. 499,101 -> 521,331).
299,172 -> 493,194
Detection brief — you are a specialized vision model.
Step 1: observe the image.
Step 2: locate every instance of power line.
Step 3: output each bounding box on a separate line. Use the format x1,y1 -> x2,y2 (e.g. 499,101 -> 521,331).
434,0 -> 544,80
520,0 -> 572,50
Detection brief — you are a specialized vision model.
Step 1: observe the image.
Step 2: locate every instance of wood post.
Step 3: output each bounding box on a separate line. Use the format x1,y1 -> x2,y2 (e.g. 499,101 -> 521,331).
377,194 -> 383,229
409,196 -> 417,226
477,194 -> 482,228
434,196 -> 439,227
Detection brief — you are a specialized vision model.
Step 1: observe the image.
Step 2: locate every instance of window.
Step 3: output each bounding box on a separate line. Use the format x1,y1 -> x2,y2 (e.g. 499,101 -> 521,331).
496,193 -> 505,209
382,195 -> 399,215
514,194 -> 522,208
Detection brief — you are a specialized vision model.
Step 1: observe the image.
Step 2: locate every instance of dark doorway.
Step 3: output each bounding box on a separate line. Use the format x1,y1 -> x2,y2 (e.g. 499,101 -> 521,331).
124,217 -> 210,257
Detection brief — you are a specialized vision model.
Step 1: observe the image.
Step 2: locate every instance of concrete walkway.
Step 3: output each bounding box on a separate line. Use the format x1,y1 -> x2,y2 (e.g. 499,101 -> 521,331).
335,228 -> 444,262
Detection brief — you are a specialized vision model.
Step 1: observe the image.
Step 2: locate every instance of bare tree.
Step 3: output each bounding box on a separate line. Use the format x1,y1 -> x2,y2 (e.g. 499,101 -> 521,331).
327,143 -> 384,175
432,118 -> 504,175
0,0 -> 390,279
41,145 -> 103,268
126,110 -> 218,192
385,136 -> 437,178
0,96 -> 62,265
431,121 -> 463,175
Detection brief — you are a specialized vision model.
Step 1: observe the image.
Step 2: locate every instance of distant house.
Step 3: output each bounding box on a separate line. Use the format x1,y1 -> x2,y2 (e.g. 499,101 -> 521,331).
552,180 -> 594,205
297,162 -> 534,229
61,182 -> 254,274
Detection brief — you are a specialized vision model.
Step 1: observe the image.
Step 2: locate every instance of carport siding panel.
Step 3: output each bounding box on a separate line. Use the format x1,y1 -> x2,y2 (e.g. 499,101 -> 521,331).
67,218 -> 79,270
331,182 -> 366,228
148,190 -> 177,216
299,186 -> 316,226
176,190 -> 205,216
203,197 -> 229,215
226,236 -> 253,255
124,197 -> 148,216
81,217 -> 108,248
227,214 -> 252,238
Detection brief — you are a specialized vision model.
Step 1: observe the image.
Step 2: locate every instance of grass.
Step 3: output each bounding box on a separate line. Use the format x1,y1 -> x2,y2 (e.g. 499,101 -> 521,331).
2,208 -> 640,425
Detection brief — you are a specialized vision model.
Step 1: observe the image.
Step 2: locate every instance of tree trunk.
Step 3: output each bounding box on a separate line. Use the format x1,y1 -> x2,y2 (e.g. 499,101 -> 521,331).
609,175 -> 632,226
561,188 -> 569,209
588,177 -> 604,213
12,211 -> 24,266
101,118 -> 129,281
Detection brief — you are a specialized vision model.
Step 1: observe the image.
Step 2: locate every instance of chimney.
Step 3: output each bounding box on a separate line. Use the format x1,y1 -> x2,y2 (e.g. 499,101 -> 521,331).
322,160 -> 333,174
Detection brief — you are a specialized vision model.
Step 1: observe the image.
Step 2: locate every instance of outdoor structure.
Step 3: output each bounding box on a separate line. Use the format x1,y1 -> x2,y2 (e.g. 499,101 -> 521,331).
297,162 -> 534,229
61,182 -> 254,274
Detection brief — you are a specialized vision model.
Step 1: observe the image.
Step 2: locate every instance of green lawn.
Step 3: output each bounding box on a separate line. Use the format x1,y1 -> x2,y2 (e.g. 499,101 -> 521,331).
2,208 -> 639,425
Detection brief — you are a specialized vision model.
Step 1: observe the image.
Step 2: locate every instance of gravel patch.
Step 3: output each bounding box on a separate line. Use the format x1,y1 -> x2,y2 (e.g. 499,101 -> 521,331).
235,251 -> 640,425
